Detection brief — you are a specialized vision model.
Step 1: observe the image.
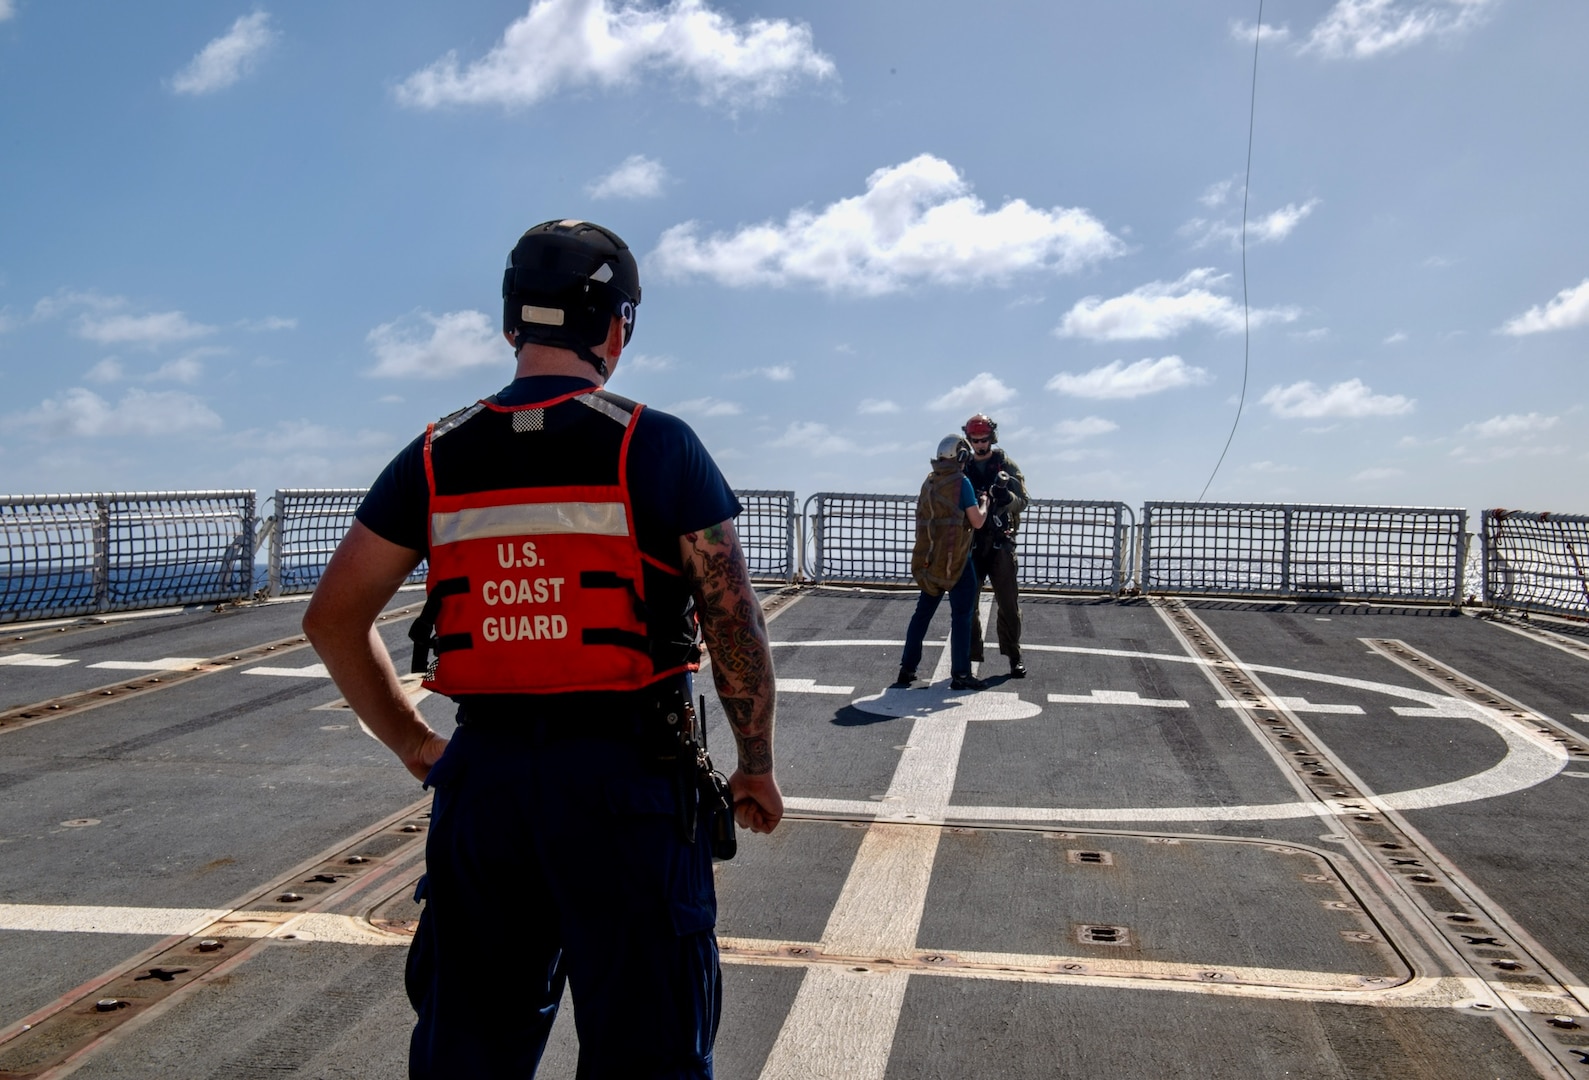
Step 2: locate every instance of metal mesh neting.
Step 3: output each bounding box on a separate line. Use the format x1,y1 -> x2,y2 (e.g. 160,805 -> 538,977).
272,489 -> 428,596
1017,500 -> 1131,593
1141,502 -> 1467,602
806,493 -> 918,584
1483,510 -> 1589,618
1,492 -> 255,623
806,494 -> 1133,592
734,491 -> 797,583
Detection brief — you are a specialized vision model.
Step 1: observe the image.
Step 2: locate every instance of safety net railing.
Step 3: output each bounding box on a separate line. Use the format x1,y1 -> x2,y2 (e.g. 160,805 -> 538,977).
1,491 -> 256,623
804,494 -> 1133,593
805,493 -> 917,585
269,489 -> 427,596
1016,500 -> 1133,594
1482,510 -> 1589,619
733,491 -> 799,583
1140,502 -> 1468,602
268,488 -> 795,597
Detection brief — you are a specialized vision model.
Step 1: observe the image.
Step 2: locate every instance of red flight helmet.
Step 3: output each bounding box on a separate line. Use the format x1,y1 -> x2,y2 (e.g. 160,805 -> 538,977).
962,413 -> 997,442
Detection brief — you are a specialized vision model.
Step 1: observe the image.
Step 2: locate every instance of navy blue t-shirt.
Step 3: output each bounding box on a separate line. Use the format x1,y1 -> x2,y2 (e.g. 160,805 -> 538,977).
357,375 -> 742,558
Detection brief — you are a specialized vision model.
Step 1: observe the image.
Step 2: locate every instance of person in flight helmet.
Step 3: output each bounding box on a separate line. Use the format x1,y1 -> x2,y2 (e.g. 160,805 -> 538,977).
962,413 -> 1029,678
303,219 -> 782,1078
895,434 -> 991,691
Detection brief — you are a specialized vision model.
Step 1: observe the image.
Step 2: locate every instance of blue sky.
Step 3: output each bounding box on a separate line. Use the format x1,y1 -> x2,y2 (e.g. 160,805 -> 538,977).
1,0 -> 1585,519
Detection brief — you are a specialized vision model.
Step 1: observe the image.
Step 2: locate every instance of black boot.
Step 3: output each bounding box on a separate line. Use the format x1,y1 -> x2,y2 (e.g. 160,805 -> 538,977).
950,673 -> 987,691
893,668 -> 916,687
1010,660 -> 1027,679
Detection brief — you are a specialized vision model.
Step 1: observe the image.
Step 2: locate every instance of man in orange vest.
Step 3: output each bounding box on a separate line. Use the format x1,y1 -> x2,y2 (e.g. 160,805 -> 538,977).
304,219 -> 781,1078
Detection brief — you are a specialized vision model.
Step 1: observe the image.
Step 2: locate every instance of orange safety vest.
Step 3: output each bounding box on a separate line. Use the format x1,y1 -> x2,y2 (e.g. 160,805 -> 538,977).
410,387 -> 696,697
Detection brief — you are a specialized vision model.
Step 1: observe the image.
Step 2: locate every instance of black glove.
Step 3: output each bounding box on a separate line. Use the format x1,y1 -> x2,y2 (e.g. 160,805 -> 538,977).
989,479 -> 1013,510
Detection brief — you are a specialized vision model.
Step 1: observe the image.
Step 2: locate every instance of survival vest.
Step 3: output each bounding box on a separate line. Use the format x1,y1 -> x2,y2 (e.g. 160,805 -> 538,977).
911,459 -> 974,597
966,449 -> 1027,538
409,387 -> 697,697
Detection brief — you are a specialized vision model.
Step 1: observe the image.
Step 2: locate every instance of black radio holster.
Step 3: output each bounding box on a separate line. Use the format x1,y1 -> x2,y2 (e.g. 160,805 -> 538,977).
647,686 -> 736,860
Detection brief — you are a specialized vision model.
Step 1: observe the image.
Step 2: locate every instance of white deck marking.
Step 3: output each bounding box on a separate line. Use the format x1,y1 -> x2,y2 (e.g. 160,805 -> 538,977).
776,678 -> 856,695
0,904 -> 228,935
242,663 -> 330,678
760,629 -> 973,1079
87,657 -> 203,671
1217,696 -> 1363,714
779,642 -> 1568,825
0,652 -> 77,667
1049,689 -> 1189,708
0,904 -> 411,945
1574,714 -> 1589,723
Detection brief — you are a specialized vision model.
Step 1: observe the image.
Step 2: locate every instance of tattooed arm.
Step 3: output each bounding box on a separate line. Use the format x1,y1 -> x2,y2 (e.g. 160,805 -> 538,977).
681,518 -> 783,834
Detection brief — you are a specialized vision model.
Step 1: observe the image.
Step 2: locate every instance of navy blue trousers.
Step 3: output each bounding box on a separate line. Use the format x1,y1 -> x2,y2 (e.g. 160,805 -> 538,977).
899,558 -> 979,678
406,714 -> 720,1079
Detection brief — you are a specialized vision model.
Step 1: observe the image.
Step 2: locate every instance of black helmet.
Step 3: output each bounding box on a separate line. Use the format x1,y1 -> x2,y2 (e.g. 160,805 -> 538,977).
502,219 -> 641,375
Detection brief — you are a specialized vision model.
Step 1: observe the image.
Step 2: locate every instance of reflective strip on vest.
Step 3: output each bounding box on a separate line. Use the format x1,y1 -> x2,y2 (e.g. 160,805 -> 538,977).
430,501 -> 630,547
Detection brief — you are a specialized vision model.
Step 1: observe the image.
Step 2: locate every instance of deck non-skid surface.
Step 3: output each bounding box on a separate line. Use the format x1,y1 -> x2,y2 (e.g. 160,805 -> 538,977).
2,590 -> 1587,1077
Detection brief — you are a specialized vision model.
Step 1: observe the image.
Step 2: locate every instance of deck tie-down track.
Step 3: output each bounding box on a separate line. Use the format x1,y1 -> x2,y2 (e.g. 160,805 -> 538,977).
0,799 -> 433,1079
1158,598 -> 1589,1074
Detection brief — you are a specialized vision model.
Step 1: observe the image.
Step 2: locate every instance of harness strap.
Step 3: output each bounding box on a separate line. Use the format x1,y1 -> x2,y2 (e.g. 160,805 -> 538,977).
408,576 -> 471,674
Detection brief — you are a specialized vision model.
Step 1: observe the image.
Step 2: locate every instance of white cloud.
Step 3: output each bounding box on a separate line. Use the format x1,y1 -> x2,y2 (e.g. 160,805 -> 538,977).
239,315 -> 297,332
1499,278 -> 1589,336
927,372 -> 1015,412
1450,443 -> 1565,465
366,310 -> 503,378
1199,178 -> 1238,207
1181,199 -> 1320,249
653,154 -> 1124,295
4,388 -> 222,437
1230,21 -> 1293,47
623,351 -> 674,372
1260,378 -> 1414,419
1383,331 -> 1408,344
86,358 -> 125,383
587,154 -> 669,200
150,356 -> 205,384
396,0 -> 834,110
0,1 -> 14,22
1353,466 -> 1406,482
170,12 -> 277,95
1046,356 -> 1210,400
728,365 -> 793,382
857,398 -> 899,415
76,310 -> 216,348
767,421 -> 856,456
1463,412 -> 1559,439
1300,0 -> 1495,60
1054,417 -> 1117,444
664,396 -> 742,417
1247,460 -> 1299,474
1056,268 -> 1299,341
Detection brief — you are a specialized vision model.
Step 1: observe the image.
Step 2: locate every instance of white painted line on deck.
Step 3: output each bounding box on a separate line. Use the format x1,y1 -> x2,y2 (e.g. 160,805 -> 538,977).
87,657 -> 204,671
1048,690 -> 1189,708
242,663 -> 330,678
760,629 -> 970,1080
1217,697 -> 1363,714
1574,714 -> 1589,723
776,678 -> 856,695
0,904 -> 228,936
0,903 -> 410,945
0,652 -> 77,667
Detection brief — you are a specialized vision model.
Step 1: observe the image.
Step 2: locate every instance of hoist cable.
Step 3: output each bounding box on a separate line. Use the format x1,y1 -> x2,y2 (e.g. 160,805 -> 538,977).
1196,0 -> 1263,503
